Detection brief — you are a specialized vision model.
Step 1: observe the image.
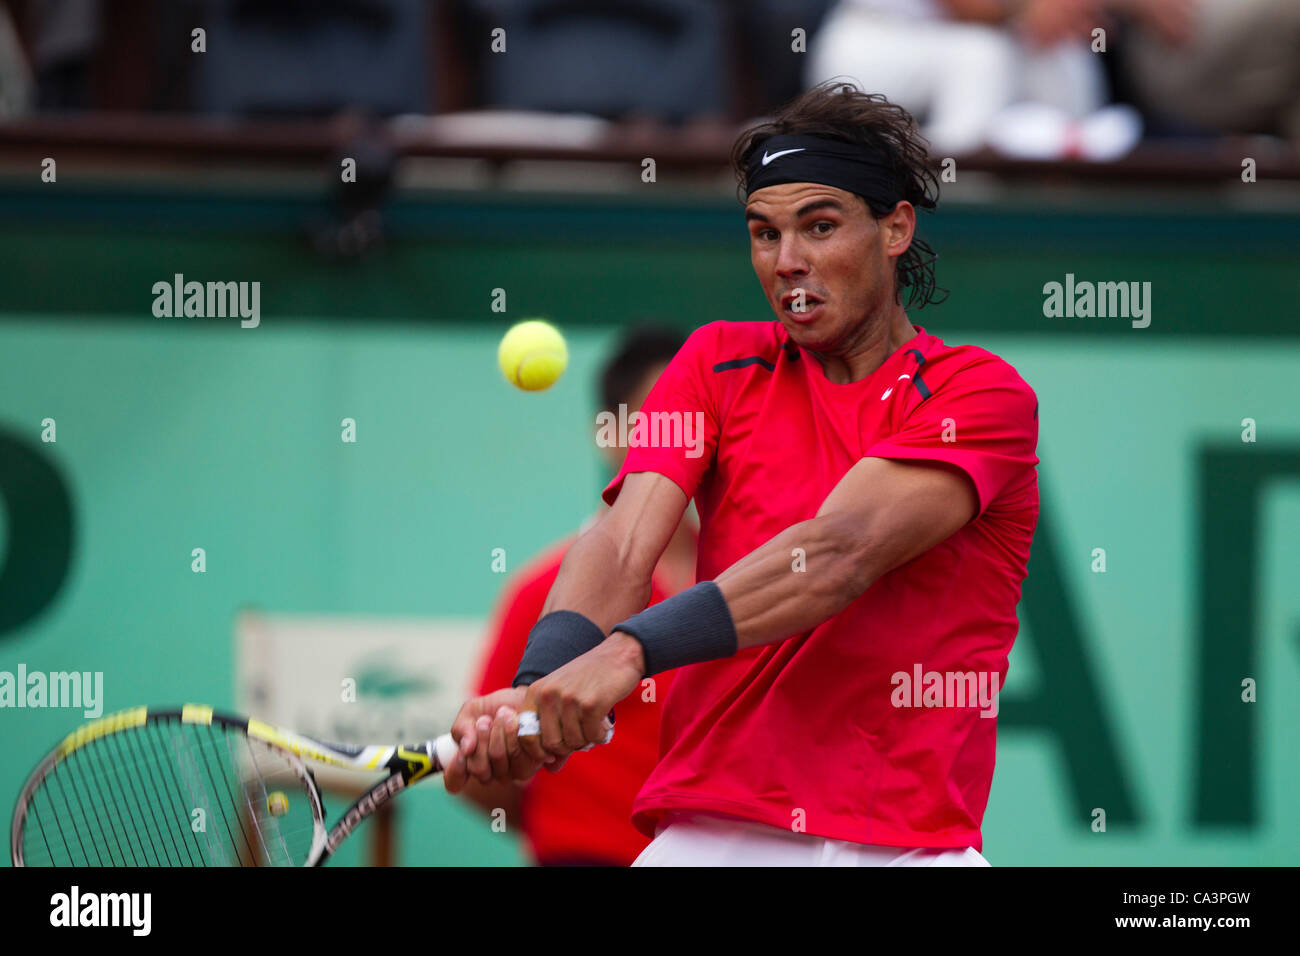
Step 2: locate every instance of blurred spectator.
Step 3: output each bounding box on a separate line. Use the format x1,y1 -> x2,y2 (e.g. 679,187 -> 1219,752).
0,2 -> 32,116
30,0 -> 98,112
737,0 -> 837,114
1117,0 -> 1300,148
805,0 -> 1145,158
309,112 -> 397,261
460,325 -> 698,867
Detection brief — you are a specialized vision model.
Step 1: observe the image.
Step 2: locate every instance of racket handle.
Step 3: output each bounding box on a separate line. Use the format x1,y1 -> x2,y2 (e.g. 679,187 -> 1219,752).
433,733 -> 459,770
516,710 -> 615,749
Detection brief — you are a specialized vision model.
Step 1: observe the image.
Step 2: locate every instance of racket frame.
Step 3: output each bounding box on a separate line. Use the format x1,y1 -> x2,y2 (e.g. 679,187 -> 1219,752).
11,704 -> 448,868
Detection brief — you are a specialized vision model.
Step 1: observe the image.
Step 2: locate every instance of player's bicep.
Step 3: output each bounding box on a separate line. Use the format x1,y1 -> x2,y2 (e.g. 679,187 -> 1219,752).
595,470 -> 689,578
816,456 -> 978,585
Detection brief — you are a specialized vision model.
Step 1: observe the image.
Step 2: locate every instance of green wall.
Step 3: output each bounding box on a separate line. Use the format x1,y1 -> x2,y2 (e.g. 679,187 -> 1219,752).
1,186 -> 1297,864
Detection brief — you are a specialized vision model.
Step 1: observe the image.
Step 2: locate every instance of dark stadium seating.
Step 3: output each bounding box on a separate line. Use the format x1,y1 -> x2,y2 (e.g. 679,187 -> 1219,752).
194,0 -> 432,118
468,0 -> 727,121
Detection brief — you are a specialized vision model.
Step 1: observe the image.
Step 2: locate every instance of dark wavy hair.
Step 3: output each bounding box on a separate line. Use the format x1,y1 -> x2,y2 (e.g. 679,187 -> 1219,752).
731,80 -> 947,309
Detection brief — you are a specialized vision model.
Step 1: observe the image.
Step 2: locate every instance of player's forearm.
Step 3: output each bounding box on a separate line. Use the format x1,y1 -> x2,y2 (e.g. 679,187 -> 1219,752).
714,513 -> 867,652
540,522 -> 655,636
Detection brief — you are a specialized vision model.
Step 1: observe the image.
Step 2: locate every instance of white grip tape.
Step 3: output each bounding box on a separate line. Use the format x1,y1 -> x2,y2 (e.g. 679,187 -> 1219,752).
433,733 -> 458,769
517,711 -> 541,737
516,710 -> 614,749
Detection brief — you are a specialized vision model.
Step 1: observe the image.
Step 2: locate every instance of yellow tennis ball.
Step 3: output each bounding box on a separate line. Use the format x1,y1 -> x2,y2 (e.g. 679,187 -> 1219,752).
267,791 -> 289,817
498,319 -> 567,391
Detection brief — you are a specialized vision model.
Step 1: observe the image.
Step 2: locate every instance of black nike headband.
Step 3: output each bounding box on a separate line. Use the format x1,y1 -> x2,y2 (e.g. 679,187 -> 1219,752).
745,133 -> 928,210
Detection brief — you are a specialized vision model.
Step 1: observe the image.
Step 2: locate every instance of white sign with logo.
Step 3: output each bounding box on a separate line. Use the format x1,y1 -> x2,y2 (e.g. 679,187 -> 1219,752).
235,610 -> 484,792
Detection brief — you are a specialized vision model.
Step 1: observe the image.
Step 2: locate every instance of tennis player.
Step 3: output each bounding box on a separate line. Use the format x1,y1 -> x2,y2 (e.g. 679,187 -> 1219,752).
445,81 -> 1039,866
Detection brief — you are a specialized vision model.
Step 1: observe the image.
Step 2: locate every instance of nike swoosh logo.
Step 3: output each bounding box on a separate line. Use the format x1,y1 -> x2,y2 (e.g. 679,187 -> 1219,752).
761,148 -> 806,166
880,374 -> 911,401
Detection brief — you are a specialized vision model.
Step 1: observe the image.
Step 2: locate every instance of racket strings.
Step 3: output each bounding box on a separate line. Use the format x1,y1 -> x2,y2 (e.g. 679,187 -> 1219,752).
28,725 -> 214,866
230,727 -> 296,866
17,720 -> 319,867
123,726 -> 198,866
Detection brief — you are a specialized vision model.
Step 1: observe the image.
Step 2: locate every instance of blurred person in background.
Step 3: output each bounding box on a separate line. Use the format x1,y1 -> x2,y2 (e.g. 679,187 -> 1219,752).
0,1 -> 33,117
806,0 -> 1109,156
458,326 -> 698,867
805,0 -> 1201,159
27,0 -> 100,112
1117,0 -> 1300,148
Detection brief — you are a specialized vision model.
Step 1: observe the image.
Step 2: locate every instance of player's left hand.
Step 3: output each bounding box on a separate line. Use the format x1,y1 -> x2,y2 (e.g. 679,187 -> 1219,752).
444,686 -> 541,792
517,631 -> 645,764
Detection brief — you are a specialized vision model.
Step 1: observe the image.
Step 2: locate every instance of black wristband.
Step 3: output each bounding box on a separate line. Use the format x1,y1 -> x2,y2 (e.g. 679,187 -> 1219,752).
513,610 -> 607,687
612,581 -> 738,677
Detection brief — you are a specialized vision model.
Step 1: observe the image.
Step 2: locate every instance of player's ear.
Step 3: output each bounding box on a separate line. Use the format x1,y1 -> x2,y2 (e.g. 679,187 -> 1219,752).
883,201 -> 916,257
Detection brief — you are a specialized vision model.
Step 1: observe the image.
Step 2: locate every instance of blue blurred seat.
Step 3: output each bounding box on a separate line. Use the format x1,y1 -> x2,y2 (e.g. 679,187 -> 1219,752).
195,0 -> 430,117
470,0 -> 727,121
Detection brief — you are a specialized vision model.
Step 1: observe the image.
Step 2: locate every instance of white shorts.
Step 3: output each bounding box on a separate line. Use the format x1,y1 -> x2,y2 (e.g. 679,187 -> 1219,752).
631,813 -> 990,867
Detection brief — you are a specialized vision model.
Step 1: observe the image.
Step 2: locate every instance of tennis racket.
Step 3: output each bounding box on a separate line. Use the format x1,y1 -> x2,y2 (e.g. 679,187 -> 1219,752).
10,704 -> 459,868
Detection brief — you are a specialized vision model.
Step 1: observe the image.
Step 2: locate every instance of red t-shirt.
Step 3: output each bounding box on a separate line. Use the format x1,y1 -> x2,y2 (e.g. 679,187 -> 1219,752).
601,321 -> 1039,851
474,537 -> 684,865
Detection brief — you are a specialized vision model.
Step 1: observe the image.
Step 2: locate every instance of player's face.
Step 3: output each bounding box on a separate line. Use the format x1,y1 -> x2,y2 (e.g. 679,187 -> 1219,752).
745,182 -> 913,353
